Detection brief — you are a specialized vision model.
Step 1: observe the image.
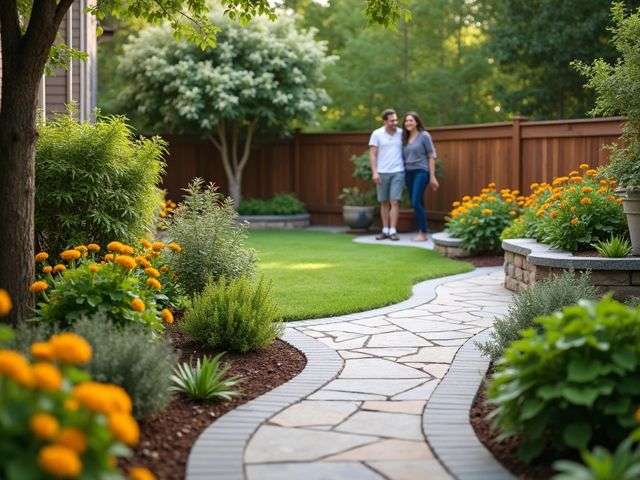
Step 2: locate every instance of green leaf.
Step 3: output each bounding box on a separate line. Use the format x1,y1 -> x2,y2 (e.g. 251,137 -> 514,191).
561,385 -> 600,406
612,349 -> 637,370
520,398 -> 545,420
568,357 -> 600,382
562,422 -> 592,450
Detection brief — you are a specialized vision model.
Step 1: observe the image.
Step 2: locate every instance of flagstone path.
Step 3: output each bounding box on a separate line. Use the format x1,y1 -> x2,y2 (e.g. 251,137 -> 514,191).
240,268 -> 511,480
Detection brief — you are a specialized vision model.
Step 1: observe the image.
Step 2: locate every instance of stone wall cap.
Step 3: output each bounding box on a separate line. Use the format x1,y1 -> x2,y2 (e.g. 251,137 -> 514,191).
238,213 -> 311,222
433,231 -> 464,247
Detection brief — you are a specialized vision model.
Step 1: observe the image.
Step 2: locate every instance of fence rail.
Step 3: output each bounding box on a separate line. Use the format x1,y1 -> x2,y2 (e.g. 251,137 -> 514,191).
162,116 -> 624,225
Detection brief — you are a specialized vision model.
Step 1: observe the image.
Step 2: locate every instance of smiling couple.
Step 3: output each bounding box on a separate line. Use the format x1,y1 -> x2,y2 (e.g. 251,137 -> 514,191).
369,108 -> 439,242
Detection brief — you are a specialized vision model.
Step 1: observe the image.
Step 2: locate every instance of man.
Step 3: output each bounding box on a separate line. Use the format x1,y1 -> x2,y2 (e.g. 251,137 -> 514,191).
369,109 -> 404,241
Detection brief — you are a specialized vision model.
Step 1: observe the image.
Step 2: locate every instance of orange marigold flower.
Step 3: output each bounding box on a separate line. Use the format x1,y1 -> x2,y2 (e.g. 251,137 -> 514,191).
146,278 -> 161,290
581,187 -> 593,193
73,382 -> 132,414
571,217 -> 579,225
580,197 -> 592,205
0,350 -> 33,387
30,413 -> 60,440
32,362 -> 63,391
57,428 -> 87,454
60,249 -> 81,262
104,254 -> 115,262
481,208 -> 492,216
38,445 -> 82,478
570,176 -> 583,183
135,256 -> 151,268
115,255 -> 137,270
0,289 -> 12,317
129,467 -> 156,480
168,242 -> 182,253
42,265 -> 53,274
452,201 -> 460,207
140,239 -> 153,249
579,163 -> 590,170
120,244 -> 135,255
160,266 -> 169,273
586,169 -> 597,177
144,267 -> 160,278
30,280 -> 49,293
35,252 -> 49,263
49,333 -> 92,365
161,308 -> 174,324
568,170 -> 579,177
75,245 -> 88,255
108,412 -> 140,446
550,211 -> 558,219
151,241 -> 165,252
107,241 -> 124,253
131,298 -> 145,312
64,398 -> 79,412
53,264 -> 66,273
87,243 -> 100,252
89,263 -> 100,273
31,342 -> 54,361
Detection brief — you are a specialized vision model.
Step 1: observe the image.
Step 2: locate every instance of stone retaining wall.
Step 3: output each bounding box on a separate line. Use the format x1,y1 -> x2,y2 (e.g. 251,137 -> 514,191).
503,239 -> 640,299
238,213 -> 310,229
432,231 -> 471,258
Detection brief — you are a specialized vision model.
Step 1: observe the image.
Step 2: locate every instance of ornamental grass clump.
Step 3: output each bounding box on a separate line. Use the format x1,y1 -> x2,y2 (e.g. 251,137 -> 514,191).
446,183 -> 524,253
181,276 -> 282,353
170,354 -> 240,402
0,319 -> 152,479
488,297 -> 640,463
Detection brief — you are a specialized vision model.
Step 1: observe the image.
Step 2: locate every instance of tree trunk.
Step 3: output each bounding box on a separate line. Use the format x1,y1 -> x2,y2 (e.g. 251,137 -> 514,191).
228,177 -> 242,207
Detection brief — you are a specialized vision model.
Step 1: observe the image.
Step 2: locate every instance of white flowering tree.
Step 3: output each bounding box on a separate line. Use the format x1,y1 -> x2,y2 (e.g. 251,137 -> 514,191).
118,13 -> 333,205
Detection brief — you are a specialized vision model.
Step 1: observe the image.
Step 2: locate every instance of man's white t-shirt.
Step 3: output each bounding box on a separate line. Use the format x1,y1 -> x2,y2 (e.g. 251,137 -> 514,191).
368,126 -> 404,173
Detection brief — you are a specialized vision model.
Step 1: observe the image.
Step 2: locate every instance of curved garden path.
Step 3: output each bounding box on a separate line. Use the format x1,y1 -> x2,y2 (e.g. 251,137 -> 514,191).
187,237 -> 514,480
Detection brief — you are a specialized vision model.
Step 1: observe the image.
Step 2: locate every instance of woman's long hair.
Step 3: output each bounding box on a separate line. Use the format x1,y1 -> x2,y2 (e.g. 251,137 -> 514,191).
402,111 -> 426,145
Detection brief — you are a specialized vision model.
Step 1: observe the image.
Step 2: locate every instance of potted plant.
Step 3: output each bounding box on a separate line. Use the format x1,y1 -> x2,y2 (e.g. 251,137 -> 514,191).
340,153 -> 377,231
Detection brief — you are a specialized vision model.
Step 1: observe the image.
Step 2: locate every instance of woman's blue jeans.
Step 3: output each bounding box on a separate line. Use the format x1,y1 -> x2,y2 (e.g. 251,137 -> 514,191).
405,169 -> 429,233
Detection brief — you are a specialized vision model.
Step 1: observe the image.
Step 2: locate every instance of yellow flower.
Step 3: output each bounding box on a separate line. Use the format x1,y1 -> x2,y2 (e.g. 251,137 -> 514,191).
579,163 -> 590,170
581,187 -> 593,193
571,217 -> 579,226
107,241 -> 124,253
144,267 -> 160,278
75,245 -> 88,256
42,265 -> 53,274
115,255 -> 137,270
151,241 -> 165,252
120,244 -> 135,255
30,413 -> 60,440
599,179 -> 609,186
31,342 -> 54,361
57,428 -> 87,454
0,349 -> 33,387
146,278 -> 161,290
60,249 -> 81,262
38,445 -> 82,478
161,308 -> 174,324
140,239 -> 153,249
481,208 -> 492,216
35,252 -> 49,263
131,298 -> 145,312
89,263 -> 100,273
49,333 -> 92,365
129,467 -> 156,480
0,289 -> 12,317
135,256 -> 151,268
32,362 -> 63,391
108,412 -> 140,446
586,169 -> 597,177
452,201 -> 460,207
53,264 -> 66,273
87,243 -> 100,253
73,382 -> 132,415
570,176 -> 583,183
568,170 -> 579,177
160,266 -> 169,273
30,280 -> 49,293
104,254 -> 115,262
168,242 -> 182,253
580,197 -> 592,205
530,183 -> 539,190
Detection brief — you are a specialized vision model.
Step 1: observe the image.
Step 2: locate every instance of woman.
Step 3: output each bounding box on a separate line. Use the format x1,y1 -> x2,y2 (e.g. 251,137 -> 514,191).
402,112 -> 439,241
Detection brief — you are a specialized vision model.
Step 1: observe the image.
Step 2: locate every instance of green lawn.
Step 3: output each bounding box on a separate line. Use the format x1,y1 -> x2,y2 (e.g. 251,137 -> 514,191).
246,230 -> 473,321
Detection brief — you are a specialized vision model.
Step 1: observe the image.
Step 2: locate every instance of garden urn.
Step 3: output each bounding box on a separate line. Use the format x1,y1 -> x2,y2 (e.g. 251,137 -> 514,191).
622,187 -> 640,255
343,205 -> 376,231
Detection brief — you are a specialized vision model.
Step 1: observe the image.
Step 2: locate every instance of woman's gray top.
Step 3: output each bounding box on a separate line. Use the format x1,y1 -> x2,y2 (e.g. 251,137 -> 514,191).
402,130 -> 436,171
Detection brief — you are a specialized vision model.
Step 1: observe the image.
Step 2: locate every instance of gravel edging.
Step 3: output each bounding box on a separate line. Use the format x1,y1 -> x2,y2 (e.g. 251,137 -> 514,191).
186,328 -> 342,480
423,329 -> 515,480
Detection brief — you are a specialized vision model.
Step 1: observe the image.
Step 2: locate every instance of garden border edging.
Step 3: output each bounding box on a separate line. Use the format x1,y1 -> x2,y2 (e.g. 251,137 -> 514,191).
238,213 -> 310,229
424,329 -> 515,480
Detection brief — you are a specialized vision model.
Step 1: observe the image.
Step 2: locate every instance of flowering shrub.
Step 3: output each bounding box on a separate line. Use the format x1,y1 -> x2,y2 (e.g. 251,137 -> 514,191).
488,297 -> 640,463
155,196 -> 177,231
33,240 -> 181,331
527,165 -> 626,252
0,324 -> 154,479
446,184 -> 524,253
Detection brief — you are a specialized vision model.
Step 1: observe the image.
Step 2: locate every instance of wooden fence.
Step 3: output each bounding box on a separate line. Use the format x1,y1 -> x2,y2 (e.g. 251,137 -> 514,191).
162,116 -> 624,225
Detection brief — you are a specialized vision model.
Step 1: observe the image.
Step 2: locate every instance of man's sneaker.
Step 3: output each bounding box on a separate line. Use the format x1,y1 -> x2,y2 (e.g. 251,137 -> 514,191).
389,233 -> 400,241
375,233 -> 388,240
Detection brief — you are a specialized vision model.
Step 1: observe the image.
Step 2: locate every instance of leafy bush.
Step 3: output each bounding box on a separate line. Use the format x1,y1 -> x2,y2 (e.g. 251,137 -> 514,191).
339,187 -> 377,206
0,328 -> 147,479
166,179 -> 256,296
488,298 -> 640,463
533,167 -> 627,252
170,354 -> 240,401
181,276 -> 282,353
73,318 -> 176,419
446,184 -> 523,253
593,235 -> 632,258
500,217 -> 527,240
478,271 -> 597,361
36,113 -> 166,254
238,194 -> 307,215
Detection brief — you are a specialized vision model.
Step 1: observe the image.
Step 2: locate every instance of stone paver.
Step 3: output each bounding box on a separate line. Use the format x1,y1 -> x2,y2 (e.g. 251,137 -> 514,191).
243,268 -> 510,480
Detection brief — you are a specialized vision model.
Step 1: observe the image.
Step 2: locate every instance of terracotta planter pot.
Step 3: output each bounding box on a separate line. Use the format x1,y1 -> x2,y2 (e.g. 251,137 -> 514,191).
343,205 -> 376,231
397,209 -> 415,233
623,189 -> 640,255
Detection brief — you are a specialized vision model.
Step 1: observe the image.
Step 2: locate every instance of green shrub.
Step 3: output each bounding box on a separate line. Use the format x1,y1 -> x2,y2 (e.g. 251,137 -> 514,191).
478,271 -> 598,361
181,276 -> 282,353
166,179 -> 256,296
238,194 -> 307,215
488,298 -> 640,463
339,187 -> 377,206
593,235 -> 632,258
500,217 -> 527,241
35,261 -> 162,332
446,184 -> 522,253
170,354 -> 240,401
36,113 -> 166,254
73,318 -> 176,419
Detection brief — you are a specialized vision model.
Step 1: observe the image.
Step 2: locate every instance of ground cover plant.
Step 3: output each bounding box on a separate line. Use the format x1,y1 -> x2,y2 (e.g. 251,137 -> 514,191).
246,230 -> 472,320
488,297 -> 640,463
238,194 -> 306,216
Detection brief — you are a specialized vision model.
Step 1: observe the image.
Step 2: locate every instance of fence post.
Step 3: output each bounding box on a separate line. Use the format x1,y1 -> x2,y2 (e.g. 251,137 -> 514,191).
511,116 -> 527,193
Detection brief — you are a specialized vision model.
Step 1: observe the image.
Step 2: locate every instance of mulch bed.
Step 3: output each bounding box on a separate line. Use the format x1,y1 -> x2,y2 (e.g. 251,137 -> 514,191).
470,380 -> 559,480
466,253 -> 504,268
121,323 -> 307,480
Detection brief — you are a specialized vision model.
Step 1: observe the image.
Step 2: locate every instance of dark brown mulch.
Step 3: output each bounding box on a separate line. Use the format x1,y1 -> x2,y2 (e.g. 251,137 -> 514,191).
470,381 -> 557,480
466,254 -> 505,268
121,323 -> 307,480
